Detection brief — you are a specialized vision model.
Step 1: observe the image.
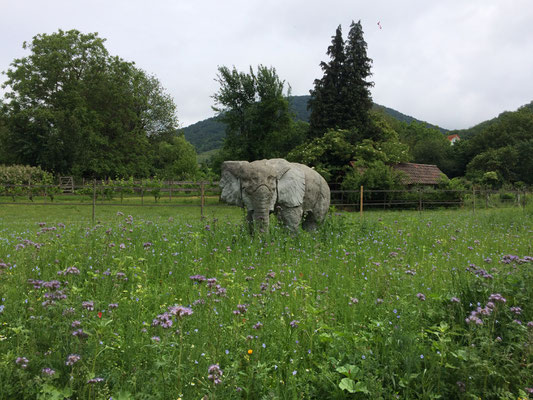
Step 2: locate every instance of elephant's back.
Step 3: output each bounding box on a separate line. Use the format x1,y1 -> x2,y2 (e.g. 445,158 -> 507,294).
293,163 -> 330,218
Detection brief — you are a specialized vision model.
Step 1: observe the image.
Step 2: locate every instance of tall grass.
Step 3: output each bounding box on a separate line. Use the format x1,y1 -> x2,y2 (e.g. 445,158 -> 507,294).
0,207 -> 532,399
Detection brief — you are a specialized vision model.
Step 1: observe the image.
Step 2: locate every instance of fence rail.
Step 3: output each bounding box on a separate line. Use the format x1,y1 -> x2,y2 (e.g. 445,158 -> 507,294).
1,181 -> 530,223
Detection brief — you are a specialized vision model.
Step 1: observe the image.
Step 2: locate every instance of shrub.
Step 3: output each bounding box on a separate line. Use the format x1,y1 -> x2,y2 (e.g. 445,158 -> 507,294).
0,165 -> 58,201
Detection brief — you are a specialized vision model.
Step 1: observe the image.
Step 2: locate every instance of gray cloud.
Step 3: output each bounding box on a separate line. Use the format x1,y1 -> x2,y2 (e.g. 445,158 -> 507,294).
1,0 -> 532,129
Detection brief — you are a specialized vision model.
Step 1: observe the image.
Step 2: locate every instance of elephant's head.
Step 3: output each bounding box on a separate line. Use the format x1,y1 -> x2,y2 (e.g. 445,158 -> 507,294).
220,159 -> 305,232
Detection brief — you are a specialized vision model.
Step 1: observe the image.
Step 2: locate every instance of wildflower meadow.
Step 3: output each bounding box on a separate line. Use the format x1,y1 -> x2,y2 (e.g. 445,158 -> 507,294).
0,204 -> 532,399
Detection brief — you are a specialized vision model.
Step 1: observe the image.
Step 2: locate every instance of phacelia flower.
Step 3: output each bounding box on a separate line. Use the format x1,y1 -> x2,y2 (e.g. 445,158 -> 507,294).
15,357 -> 29,369
42,368 -> 56,376
450,297 -> 461,303
66,354 -> 81,366
168,305 -> 193,318
208,364 -> 223,385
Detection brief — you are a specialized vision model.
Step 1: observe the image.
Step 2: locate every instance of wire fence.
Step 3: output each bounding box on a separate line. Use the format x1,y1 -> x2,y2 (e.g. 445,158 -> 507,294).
1,181 -> 530,223
329,186 -> 530,212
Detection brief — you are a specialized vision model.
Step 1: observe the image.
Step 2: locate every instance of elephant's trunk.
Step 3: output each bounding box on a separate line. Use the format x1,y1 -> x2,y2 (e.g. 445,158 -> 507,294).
251,185 -> 273,233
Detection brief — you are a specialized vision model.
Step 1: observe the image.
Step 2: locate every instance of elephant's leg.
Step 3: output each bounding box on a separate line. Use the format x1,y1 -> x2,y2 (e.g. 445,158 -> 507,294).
279,206 -> 303,232
302,212 -> 318,232
246,210 -> 254,234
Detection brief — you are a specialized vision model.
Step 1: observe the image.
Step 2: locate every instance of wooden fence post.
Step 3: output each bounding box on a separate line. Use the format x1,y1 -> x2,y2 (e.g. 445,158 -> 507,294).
200,182 -> 205,218
360,185 -> 363,217
472,187 -> 476,214
92,179 -> 96,224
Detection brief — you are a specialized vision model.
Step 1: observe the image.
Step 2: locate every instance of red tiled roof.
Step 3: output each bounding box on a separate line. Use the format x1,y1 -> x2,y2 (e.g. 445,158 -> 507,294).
392,163 -> 446,185
447,134 -> 460,141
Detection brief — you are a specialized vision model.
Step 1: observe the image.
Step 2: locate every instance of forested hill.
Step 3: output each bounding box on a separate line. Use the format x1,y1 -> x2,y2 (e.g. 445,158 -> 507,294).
182,95 -> 448,153
448,100 -> 533,139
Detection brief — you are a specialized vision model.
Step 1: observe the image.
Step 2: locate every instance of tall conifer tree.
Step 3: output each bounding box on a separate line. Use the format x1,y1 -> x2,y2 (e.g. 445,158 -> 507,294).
308,20 -> 374,141
342,20 -> 374,140
308,25 -> 345,138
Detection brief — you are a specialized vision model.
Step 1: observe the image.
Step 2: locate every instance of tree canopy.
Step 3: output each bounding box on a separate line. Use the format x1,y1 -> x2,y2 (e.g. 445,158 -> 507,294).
1,29 -> 195,179
212,65 -> 305,162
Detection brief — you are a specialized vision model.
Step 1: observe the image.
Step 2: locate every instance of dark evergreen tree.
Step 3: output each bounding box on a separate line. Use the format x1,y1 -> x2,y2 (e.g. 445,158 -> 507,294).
342,20 -> 374,141
308,25 -> 346,138
308,21 -> 374,141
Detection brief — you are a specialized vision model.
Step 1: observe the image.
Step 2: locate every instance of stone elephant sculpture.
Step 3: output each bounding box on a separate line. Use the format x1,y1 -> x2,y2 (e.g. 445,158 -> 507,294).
219,158 -> 330,232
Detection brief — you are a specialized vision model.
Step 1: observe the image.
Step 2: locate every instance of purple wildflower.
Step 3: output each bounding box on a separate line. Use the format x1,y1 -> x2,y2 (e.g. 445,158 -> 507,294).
58,266 -> 80,275
43,280 -> 61,290
66,354 -> 81,366
488,293 -> 506,303
253,322 -> 263,330
72,329 -> 88,338
416,293 -> 426,301
208,364 -> 223,385
290,320 -> 299,328
151,336 -> 161,342
108,303 -> 119,309
450,297 -> 461,303
349,297 -> 359,305
41,368 -> 56,376
87,377 -> 104,384
168,305 -> 193,318
152,312 -> 173,328
82,301 -> 94,311
510,306 -> 522,314
71,320 -> 82,328
189,275 -> 207,283
15,357 -> 29,369
115,271 -> 127,280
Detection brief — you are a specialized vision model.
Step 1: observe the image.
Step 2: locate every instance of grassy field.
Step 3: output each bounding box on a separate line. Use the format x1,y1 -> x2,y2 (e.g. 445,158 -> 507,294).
0,204 -> 532,399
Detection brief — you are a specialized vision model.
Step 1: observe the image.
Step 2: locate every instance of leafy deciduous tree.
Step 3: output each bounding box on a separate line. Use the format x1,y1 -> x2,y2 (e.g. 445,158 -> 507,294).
2,29 -> 181,178
212,65 -> 299,162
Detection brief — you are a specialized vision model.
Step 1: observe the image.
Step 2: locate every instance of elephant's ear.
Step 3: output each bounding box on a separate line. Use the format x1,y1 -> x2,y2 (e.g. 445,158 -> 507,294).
277,166 -> 305,207
220,165 -> 243,206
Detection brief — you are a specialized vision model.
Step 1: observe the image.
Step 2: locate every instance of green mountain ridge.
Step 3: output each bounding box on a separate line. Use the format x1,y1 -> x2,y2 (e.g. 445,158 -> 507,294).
182,95 -> 448,153
182,95 -> 532,154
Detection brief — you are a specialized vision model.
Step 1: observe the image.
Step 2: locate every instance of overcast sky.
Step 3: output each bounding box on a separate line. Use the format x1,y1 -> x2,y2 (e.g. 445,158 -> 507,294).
1,0 -> 532,130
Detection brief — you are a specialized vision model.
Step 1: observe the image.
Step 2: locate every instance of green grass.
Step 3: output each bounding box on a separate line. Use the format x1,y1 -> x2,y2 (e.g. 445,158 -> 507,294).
0,205 -> 532,399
